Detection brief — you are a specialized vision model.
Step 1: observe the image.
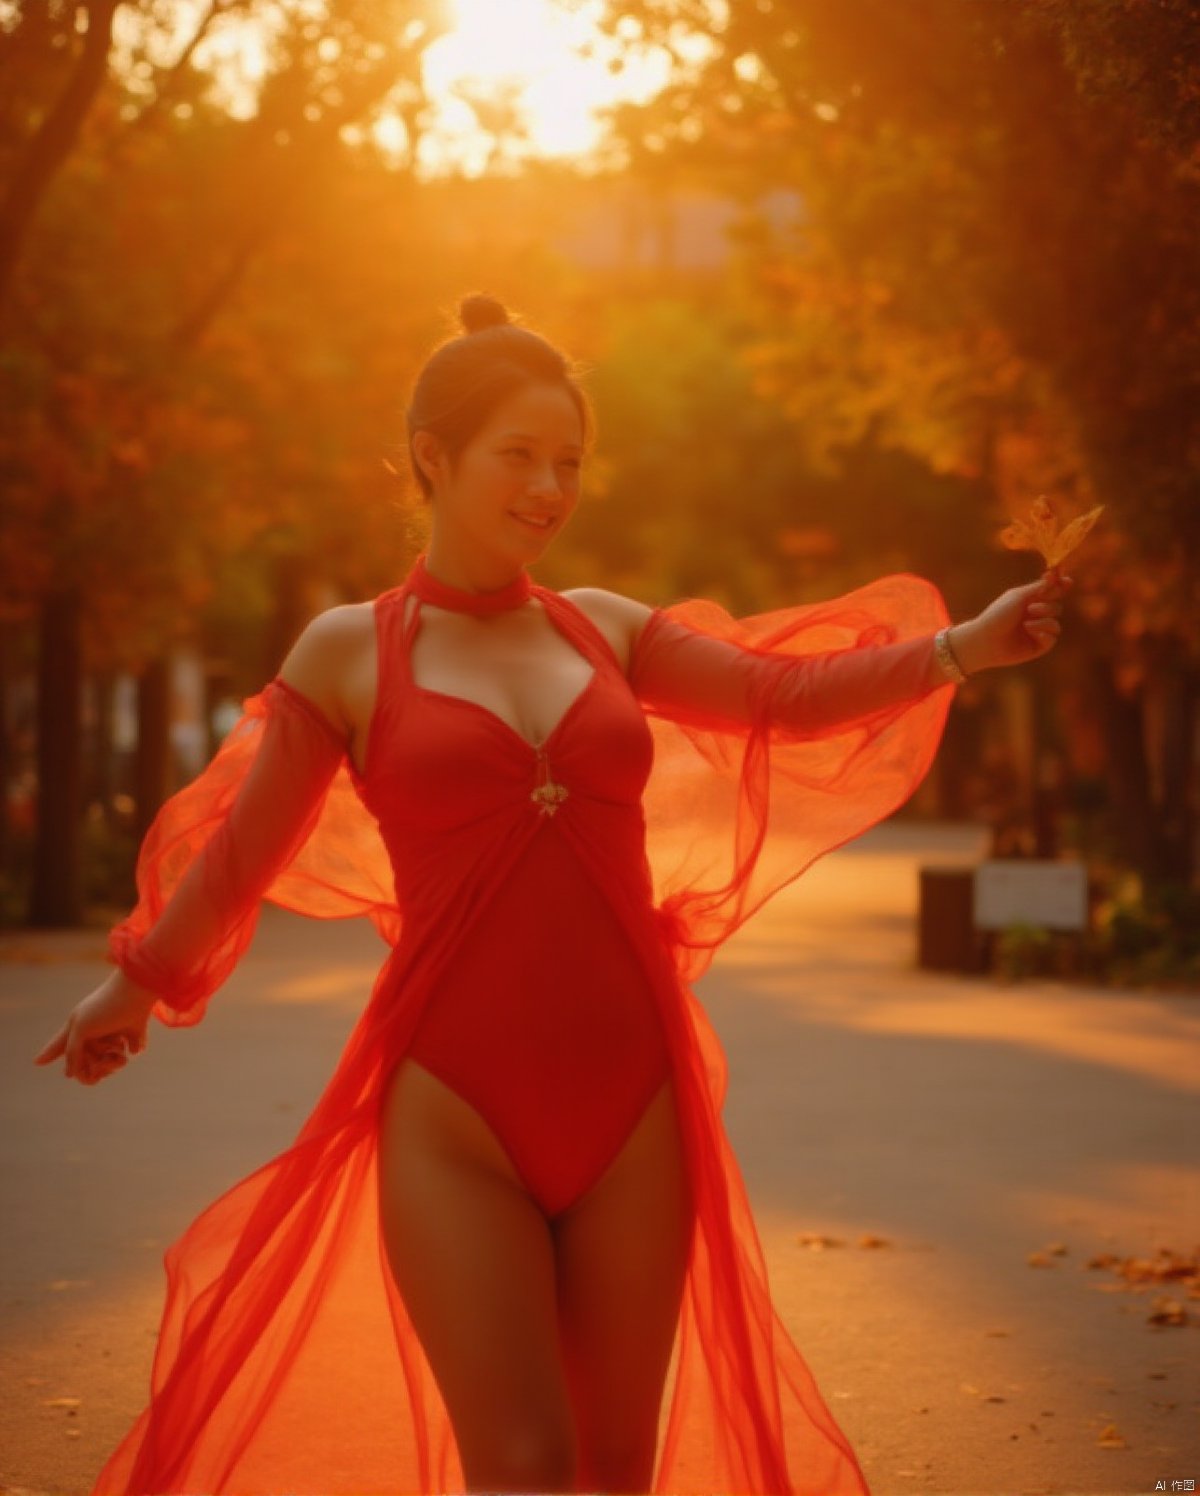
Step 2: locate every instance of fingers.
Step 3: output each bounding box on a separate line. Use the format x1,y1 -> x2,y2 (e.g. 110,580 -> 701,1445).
1027,568 -> 1072,645
76,1039 -> 128,1085
1040,569 -> 1074,596
1025,605 -> 1063,637
65,1026 -> 84,1081
65,1024 -> 105,1081
34,1019 -> 141,1083
33,1028 -> 67,1065
1025,621 -> 1061,646
80,1046 -> 128,1086
1024,613 -> 1062,649
1025,576 -> 1066,649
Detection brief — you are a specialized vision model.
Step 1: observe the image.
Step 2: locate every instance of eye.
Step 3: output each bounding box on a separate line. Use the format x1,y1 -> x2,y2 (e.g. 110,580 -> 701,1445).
503,446 -> 580,470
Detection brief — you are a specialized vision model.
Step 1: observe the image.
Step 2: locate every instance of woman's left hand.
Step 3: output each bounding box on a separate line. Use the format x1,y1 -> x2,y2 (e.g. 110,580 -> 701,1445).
955,567 -> 1075,674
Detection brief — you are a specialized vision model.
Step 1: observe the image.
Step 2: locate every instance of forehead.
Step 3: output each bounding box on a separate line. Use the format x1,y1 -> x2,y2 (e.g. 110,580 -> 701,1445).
479,382 -> 582,445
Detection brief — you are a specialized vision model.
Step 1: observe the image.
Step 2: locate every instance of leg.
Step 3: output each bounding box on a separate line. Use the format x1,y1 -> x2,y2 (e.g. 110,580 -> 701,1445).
377,1058 -> 577,1494
552,1077 -> 694,1493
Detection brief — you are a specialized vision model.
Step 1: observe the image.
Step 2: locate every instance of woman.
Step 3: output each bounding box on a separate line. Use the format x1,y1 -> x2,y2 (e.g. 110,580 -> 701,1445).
35,293 -> 1071,1495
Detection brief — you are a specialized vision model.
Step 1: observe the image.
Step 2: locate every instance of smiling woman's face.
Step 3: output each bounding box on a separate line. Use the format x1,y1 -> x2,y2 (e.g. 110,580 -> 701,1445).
415,381 -> 585,568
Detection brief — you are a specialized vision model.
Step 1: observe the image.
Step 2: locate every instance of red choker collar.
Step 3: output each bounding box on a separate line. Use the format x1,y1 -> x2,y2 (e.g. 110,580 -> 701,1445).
407,551 -> 533,616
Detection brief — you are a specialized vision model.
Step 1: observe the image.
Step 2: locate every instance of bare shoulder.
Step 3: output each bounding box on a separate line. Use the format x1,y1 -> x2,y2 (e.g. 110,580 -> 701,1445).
561,587 -> 656,677
276,602 -> 376,737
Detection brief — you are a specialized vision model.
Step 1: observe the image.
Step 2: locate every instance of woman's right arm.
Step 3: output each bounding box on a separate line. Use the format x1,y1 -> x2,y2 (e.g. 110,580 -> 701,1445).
34,609 -> 360,1085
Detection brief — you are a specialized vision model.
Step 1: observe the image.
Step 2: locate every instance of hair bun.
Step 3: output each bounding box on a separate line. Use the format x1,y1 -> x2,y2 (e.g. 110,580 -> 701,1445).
459,293 -> 510,335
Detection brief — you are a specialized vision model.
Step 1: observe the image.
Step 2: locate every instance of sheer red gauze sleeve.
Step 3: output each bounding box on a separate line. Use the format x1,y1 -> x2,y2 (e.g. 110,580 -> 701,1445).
628,571 -> 958,984
107,677 -> 401,1028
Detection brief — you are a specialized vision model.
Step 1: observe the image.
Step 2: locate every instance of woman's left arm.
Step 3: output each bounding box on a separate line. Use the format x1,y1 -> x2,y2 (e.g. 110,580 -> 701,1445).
615,567 -> 1073,735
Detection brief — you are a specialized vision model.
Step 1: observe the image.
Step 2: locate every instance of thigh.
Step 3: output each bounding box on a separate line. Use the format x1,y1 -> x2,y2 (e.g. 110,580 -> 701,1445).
552,1078 -> 695,1487
377,1059 -> 575,1479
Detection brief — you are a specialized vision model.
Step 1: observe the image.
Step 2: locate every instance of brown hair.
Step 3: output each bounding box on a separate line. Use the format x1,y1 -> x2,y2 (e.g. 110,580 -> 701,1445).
401,294 -> 594,503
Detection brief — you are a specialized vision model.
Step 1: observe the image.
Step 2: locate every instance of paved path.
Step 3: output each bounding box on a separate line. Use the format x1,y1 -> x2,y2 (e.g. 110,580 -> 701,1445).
2,821 -> 1197,1495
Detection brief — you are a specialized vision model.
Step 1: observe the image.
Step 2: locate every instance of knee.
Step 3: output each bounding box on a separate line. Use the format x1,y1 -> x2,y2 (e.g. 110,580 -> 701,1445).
462,1419 -> 577,1494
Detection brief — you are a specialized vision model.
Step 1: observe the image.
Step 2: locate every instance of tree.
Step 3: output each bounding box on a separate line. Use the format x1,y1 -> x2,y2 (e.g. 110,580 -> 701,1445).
1,0 -> 449,924
597,0 -> 1200,883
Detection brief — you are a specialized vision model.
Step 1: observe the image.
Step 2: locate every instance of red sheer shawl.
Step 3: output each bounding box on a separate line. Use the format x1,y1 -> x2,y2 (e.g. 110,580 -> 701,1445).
97,570 -> 955,1496
108,677 -> 399,1028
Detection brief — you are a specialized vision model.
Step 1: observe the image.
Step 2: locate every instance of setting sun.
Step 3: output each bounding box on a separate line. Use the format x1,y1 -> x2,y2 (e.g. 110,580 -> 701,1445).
414,0 -> 673,174
129,0 -> 684,177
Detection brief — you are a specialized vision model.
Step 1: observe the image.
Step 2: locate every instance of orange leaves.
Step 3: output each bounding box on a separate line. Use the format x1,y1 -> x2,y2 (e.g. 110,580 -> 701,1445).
998,493 -> 1105,568
794,1231 -> 894,1249
1026,1240 -> 1069,1266
1086,1243 -> 1200,1294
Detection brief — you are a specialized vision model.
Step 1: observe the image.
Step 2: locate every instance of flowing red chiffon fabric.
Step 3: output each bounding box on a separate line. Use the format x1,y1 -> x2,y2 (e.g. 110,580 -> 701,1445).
94,559 -> 956,1495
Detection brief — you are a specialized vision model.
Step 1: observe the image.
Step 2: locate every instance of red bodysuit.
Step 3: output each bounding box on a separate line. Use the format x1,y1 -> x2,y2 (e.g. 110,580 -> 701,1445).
94,550 -> 958,1495
373,576 -> 673,1219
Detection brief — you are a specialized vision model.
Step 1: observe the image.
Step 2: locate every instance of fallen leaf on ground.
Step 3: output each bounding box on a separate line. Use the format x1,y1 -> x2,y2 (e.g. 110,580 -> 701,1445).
1085,1244 -> 1200,1311
796,1232 -> 845,1249
1147,1296 -> 1189,1327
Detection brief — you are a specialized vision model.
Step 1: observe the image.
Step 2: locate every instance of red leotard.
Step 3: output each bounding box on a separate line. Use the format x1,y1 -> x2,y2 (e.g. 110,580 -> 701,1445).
391,584 -> 673,1217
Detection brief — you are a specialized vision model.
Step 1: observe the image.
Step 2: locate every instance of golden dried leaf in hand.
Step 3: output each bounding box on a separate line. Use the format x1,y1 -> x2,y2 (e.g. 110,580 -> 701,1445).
998,495 -> 1105,567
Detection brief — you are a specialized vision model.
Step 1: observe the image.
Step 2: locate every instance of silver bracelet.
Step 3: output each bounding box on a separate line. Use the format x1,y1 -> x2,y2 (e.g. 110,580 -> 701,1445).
934,625 -> 968,683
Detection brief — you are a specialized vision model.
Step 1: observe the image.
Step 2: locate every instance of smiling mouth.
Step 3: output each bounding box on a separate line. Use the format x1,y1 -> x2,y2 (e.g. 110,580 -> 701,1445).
510,513 -> 556,531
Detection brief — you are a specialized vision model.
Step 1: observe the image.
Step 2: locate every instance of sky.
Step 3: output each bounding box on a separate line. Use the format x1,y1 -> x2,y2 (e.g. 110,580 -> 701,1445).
107,0 -> 717,177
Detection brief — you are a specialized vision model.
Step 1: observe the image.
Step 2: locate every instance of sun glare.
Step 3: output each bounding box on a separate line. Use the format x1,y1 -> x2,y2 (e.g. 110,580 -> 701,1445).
413,0 -> 672,174
111,0 -> 685,177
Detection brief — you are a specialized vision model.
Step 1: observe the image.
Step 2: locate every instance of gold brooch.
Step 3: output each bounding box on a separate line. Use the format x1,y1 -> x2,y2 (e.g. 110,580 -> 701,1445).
531,781 -> 569,816
531,746 -> 569,816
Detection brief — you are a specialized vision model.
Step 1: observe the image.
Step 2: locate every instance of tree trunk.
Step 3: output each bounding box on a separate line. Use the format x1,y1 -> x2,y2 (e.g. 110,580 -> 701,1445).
0,618 -> 9,871
261,550 -> 313,683
89,670 -> 119,832
0,0 -> 120,319
28,586 -> 83,926
134,658 -> 171,845
1083,649 -> 1174,883
1152,635 -> 1197,886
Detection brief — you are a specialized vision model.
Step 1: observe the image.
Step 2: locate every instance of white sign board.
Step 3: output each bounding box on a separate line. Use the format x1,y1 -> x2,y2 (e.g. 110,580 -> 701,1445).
973,859 -> 1088,932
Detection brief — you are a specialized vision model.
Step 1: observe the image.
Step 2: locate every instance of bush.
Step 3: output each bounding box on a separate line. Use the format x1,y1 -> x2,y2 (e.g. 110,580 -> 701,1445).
994,920 -> 1055,981
0,808 -> 137,929
1091,874 -> 1200,988
81,806 -> 137,907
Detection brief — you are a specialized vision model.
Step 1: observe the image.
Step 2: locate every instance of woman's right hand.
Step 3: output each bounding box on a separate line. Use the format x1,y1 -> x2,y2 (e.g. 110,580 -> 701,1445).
33,969 -> 159,1086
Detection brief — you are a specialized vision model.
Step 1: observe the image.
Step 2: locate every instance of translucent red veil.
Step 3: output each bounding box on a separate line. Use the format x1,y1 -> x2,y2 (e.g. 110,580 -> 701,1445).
94,566 -> 954,1495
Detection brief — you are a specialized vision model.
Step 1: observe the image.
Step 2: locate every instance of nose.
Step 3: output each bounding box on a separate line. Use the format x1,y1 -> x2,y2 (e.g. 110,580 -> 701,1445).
527,460 -> 564,501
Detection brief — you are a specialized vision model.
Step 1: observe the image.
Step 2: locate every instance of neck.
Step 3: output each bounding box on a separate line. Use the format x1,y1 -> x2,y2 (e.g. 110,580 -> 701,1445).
422,550 -> 523,594
407,549 -> 533,617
